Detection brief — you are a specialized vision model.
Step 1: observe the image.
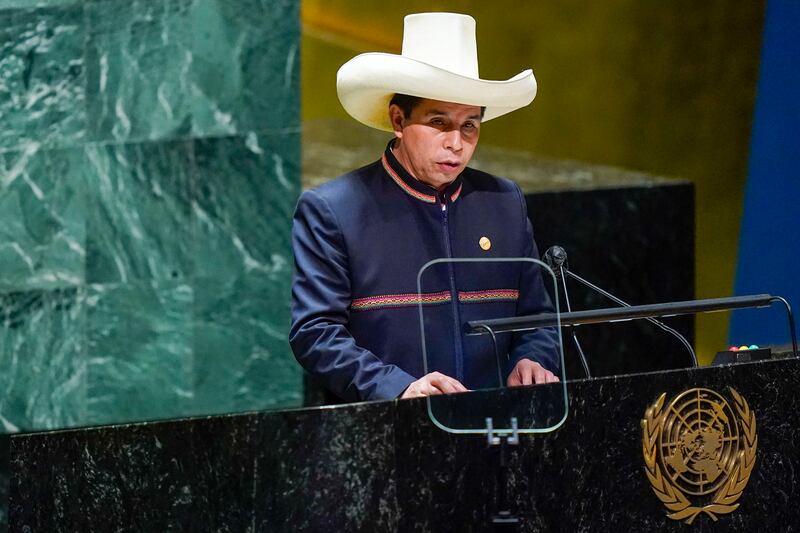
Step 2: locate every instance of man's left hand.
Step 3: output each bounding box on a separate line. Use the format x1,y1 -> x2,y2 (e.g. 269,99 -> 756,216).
507,359 -> 559,387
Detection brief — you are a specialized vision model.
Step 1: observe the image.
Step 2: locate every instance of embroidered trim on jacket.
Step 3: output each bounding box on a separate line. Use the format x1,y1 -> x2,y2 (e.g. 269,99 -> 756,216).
351,291 -> 451,311
381,154 -> 462,203
351,289 -> 519,311
458,289 -> 520,303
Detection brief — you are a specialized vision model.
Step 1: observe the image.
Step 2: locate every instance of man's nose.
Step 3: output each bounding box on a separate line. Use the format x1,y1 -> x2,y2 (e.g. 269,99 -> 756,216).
443,129 -> 462,152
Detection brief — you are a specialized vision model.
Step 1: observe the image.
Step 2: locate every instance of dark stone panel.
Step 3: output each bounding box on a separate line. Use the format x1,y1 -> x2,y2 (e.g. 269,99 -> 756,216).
9,415 -> 259,532
393,403 -> 493,532
0,435 -> 7,533
252,404 -> 398,531
11,359 -> 798,531
525,183 -> 695,379
391,360 -> 799,532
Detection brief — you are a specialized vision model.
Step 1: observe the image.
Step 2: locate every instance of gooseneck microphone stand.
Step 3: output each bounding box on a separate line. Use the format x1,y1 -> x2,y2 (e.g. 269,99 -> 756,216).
564,267 -> 698,367
549,254 -> 592,377
544,245 -> 698,369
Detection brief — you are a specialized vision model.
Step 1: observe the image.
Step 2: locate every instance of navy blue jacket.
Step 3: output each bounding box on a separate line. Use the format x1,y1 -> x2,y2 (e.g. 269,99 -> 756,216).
290,143 -> 559,402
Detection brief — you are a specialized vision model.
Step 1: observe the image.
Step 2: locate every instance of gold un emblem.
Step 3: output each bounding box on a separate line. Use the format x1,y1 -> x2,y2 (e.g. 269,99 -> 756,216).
641,387 -> 757,524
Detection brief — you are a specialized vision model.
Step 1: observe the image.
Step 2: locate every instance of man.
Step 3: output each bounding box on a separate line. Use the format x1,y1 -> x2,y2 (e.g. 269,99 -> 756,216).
290,13 -> 560,402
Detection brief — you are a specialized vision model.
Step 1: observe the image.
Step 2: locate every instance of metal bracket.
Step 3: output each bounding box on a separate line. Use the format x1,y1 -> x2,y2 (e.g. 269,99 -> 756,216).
486,417 -> 519,446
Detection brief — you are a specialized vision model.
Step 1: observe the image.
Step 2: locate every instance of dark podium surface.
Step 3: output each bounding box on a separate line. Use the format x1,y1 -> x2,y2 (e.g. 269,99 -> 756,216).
7,357 -> 799,532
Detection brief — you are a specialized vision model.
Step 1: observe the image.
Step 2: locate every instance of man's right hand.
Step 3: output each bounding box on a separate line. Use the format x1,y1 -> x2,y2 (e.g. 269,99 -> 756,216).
400,371 -> 469,399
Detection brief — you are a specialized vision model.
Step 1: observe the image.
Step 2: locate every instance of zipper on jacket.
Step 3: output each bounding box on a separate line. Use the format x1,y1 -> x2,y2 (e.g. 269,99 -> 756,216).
439,193 -> 465,382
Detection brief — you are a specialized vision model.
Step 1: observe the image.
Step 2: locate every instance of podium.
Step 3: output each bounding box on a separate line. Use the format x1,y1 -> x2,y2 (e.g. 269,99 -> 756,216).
7,356 -> 799,531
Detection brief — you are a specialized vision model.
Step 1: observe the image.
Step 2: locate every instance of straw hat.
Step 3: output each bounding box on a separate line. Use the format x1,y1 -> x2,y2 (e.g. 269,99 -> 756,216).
336,12 -> 537,131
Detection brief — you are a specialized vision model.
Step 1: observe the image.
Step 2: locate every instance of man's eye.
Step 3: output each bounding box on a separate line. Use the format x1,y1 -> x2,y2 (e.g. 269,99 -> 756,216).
463,122 -> 476,130
431,118 -> 444,125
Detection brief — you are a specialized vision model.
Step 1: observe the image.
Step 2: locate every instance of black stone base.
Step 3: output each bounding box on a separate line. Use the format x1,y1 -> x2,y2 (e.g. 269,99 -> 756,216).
0,435 -> 7,533
8,358 -> 799,531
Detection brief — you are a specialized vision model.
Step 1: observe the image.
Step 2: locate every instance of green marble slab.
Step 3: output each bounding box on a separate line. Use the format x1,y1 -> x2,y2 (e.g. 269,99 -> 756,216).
0,1 -> 76,8
192,271 -> 300,415
191,132 -> 301,413
0,288 -> 86,432
0,144 -> 85,292
0,4 -> 86,151
0,0 -> 303,436
84,139 -> 195,284
85,0 -> 195,143
86,281 -> 193,424
189,0 -> 300,135
192,132 -> 299,279
86,0 -> 299,144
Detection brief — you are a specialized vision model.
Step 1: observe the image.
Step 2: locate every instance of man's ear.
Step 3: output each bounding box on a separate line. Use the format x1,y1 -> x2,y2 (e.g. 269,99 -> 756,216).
388,104 -> 405,138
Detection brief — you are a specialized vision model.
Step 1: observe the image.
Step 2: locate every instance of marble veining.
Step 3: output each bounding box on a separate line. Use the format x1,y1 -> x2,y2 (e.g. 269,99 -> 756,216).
1,131 -> 302,433
84,138 -> 196,284
0,0 -> 303,443
0,1 -> 76,8
85,281 -> 194,424
189,132 -> 301,416
85,0 -> 197,144
188,0 -> 300,136
0,132 -> 303,433
0,288 -> 86,433
0,145 -> 86,292
86,0 -> 299,144
0,5 -> 86,152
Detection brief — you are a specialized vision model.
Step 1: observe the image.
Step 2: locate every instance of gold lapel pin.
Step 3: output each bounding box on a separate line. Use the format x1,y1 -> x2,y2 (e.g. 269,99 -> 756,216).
479,237 -> 491,251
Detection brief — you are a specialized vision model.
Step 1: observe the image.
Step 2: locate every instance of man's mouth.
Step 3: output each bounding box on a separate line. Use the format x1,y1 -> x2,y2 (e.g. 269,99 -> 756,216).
437,161 -> 461,172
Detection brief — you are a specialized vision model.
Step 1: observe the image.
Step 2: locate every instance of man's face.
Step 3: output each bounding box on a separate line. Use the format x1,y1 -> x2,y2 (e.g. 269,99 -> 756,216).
390,98 -> 481,190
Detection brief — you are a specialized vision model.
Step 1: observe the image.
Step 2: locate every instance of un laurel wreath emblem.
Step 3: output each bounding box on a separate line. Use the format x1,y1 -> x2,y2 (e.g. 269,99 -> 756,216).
641,387 -> 757,524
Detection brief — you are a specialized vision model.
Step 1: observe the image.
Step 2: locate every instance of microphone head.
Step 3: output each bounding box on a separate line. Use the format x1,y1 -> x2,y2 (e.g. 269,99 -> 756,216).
543,245 -> 568,274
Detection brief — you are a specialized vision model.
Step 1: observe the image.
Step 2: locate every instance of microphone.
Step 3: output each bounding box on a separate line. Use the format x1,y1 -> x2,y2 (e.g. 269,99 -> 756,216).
542,246 -> 592,378
543,245 -> 698,369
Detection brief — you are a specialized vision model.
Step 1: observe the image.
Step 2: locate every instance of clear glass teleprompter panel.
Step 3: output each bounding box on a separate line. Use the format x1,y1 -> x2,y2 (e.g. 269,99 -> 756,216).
416,258 -> 568,434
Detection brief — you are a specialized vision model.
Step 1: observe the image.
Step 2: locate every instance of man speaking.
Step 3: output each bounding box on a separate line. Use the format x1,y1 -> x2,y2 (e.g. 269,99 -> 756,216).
290,12 -> 559,402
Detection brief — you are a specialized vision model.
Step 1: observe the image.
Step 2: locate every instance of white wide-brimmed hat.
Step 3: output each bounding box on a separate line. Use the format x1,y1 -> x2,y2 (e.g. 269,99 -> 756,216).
336,12 -> 537,132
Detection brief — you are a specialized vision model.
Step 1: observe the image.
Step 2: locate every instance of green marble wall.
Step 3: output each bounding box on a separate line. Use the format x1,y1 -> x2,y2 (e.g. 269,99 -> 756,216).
0,0 -> 301,433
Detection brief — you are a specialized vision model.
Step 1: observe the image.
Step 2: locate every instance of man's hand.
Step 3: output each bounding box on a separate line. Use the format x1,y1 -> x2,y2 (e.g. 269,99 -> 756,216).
401,371 -> 469,399
507,359 -> 559,387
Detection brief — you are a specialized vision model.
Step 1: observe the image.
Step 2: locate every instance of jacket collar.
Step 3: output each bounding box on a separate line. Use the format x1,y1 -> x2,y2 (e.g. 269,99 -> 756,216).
381,141 -> 463,204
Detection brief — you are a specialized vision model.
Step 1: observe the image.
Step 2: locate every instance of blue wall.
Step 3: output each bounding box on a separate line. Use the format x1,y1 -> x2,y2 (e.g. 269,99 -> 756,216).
731,0 -> 800,346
